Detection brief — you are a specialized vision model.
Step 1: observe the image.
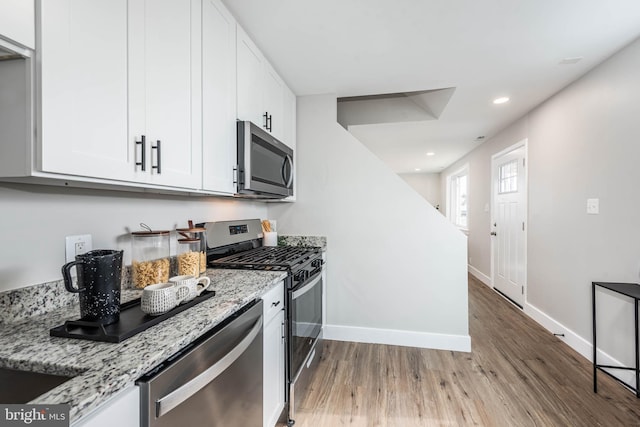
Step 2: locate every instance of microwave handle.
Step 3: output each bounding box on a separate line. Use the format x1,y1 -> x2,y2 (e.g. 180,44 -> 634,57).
282,155 -> 293,189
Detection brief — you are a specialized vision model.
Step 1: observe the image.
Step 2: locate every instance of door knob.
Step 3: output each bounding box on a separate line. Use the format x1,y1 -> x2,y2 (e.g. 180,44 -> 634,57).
490,231 -> 497,236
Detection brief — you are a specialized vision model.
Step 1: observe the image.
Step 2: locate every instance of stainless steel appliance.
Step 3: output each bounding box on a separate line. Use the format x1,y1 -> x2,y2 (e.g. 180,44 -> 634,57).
203,219 -> 324,427
137,300 -> 263,427
236,120 -> 294,199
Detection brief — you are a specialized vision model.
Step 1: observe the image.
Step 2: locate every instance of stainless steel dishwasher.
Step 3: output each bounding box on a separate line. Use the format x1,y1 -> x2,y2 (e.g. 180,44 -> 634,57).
137,300 -> 263,427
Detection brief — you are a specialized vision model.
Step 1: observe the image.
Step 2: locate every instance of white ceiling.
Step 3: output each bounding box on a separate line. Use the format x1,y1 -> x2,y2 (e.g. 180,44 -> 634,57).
222,0 -> 640,173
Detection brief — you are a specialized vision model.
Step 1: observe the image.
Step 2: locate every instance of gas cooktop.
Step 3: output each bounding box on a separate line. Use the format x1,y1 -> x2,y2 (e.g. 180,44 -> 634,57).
211,246 -> 321,272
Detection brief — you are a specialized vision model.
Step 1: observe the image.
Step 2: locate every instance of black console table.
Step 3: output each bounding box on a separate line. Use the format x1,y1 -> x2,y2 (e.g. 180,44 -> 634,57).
592,282 -> 640,397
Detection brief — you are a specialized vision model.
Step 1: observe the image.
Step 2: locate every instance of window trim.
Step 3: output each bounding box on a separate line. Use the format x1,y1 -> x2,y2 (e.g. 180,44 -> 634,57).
446,164 -> 469,231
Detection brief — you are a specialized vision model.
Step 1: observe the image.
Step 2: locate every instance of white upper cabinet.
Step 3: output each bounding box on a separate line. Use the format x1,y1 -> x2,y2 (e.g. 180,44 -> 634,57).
1,1 -> 291,196
237,25 -> 266,128
263,62 -> 285,140
236,25 -> 294,147
201,0 -> 236,194
128,0 -> 202,189
282,86 -> 297,201
39,0 -> 141,183
0,0 -> 35,48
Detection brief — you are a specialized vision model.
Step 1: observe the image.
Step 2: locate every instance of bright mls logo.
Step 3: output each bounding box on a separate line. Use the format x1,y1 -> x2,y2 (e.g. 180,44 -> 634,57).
0,405 -> 69,426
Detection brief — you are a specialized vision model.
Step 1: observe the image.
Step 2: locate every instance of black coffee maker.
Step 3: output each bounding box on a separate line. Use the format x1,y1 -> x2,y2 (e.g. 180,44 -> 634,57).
62,250 -> 123,325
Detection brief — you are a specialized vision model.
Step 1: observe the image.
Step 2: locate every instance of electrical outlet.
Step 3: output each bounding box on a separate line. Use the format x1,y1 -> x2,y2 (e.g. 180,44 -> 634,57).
65,234 -> 93,262
587,198 -> 599,215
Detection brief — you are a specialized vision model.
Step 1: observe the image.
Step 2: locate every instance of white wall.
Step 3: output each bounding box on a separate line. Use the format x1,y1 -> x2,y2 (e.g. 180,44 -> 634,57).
442,36 -> 640,382
268,94 -> 470,351
0,184 -> 267,291
398,172 -> 442,209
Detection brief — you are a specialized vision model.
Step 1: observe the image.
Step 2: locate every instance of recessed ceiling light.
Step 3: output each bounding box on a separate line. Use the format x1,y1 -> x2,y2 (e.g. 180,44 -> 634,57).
414,168 -> 421,172
426,152 -> 435,156
493,97 -> 510,105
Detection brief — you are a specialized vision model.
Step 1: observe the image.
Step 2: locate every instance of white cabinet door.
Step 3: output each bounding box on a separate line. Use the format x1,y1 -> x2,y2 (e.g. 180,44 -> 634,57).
263,62 -> 284,140
129,0 -> 202,189
263,282 -> 285,427
264,309 -> 285,427
39,0 -> 141,182
202,0 -> 236,194
0,0 -> 34,48
236,24 -> 296,149
236,25 -> 265,128
71,385 -> 139,427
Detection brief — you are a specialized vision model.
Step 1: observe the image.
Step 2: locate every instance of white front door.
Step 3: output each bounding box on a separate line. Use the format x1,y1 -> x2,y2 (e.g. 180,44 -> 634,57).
491,142 -> 527,307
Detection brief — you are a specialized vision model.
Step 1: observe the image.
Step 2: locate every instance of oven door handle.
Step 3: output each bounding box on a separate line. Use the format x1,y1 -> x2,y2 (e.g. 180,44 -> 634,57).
155,315 -> 263,417
292,273 -> 322,299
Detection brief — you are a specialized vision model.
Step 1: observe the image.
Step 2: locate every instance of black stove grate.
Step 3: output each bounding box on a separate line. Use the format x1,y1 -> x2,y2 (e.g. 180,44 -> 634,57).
211,246 -> 320,272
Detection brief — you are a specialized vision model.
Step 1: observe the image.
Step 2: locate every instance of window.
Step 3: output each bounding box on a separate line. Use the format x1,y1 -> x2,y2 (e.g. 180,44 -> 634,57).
498,159 -> 518,194
447,166 -> 468,229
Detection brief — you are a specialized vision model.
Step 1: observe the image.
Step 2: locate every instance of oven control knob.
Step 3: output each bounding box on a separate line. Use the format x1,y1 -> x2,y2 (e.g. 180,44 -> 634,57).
312,259 -> 323,268
294,271 -> 306,282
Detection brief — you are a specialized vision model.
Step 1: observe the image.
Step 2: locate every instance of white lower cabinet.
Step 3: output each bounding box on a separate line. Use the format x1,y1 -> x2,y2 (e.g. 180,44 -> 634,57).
72,385 -> 139,427
263,282 -> 285,427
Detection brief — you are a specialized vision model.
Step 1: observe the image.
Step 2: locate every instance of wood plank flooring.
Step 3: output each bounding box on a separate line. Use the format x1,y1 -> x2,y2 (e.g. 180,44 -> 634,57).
281,275 -> 640,426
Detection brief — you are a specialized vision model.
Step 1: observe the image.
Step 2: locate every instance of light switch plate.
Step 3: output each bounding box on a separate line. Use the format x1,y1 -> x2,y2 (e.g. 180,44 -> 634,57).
587,198 -> 599,215
65,234 -> 93,262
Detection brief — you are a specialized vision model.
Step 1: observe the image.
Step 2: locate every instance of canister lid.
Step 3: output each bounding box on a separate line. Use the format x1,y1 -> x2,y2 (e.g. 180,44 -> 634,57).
131,223 -> 170,236
177,238 -> 201,243
176,227 -> 206,233
176,220 -> 206,234
131,230 -> 170,236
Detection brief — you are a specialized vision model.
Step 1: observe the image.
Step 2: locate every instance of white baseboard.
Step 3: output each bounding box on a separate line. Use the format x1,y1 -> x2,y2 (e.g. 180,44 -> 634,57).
323,324 -> 471,353
468,264 -> 492,288
466,265 -> 636,391
525,301 -> 636,390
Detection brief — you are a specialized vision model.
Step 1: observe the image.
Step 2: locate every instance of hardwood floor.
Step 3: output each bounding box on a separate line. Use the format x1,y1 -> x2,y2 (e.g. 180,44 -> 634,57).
282,275 -> 640,426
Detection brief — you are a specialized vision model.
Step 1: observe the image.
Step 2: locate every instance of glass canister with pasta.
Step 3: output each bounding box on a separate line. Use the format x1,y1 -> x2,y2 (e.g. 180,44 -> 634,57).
176,222 -> 207,276
176,237 -> 203,277
131,226 -> 170,289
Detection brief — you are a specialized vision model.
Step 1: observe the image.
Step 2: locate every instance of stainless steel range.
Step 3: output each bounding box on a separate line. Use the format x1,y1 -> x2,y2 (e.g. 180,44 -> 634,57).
201,219 -> 324,427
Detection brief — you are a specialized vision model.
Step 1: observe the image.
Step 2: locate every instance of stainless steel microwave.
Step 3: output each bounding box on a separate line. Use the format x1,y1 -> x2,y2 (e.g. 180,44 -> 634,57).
236,120 -> 293,199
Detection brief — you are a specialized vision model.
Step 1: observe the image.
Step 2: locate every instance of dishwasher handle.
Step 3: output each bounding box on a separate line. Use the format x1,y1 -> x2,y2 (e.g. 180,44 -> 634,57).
155,315 -> 263,417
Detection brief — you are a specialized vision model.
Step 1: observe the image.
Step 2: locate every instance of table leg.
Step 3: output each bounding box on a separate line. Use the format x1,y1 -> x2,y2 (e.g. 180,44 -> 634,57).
635,299 -> 639,397
593,282 -> 598,393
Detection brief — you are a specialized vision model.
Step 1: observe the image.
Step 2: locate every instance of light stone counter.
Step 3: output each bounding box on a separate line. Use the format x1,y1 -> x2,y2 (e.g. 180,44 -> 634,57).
278,235 -> 327,251
0,269 -> 286,424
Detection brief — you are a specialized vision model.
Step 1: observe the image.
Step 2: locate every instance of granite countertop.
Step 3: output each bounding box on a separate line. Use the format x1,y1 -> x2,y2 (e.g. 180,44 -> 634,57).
0,269 -> 287,424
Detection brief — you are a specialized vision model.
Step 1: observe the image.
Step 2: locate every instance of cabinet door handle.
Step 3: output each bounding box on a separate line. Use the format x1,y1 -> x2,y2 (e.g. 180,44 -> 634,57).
135,135 -> 146,171
152,140 -> 162,174
263,112 -> 269,129
267,114 -> 273,132
271,300 -> 281,307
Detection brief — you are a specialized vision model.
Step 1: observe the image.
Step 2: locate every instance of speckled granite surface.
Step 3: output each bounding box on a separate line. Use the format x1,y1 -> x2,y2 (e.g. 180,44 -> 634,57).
278,235 -> 327,251
0,269 -> 286,424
